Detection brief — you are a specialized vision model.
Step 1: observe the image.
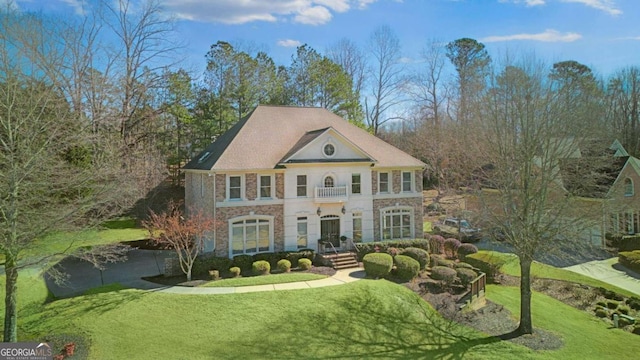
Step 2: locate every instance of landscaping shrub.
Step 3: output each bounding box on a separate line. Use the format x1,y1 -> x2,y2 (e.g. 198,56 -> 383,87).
606,300 -> 619,310
209,257 -> 233,272
430,266 -> 457,285
600,287 -> 625,301
277,259 -> 292,272
595,308 -> 608,318
232,254 -> 254,271
428,235 -> 445,255
386,247 -> 403,257
229,267 -> 241,277
297,249 -> 315,260
402,247 -> 430,269
430,254 -> 443,268
596,300 -> 607,307
619,317 -> 633,327
457,243 -> 478,260
443,238 -> 461,259
618,236 -> 640,252
619,250 -> 640,273
633,325 -> 640,335
252,260 -> 271,275
435,258 -> 456,268
465,253 -> 507,282
298,258 -> 312,270
627,297 -> 640,311
456,267 -> 477,287
363,253 -> 393,278
618,305 -> 631,315
355,239 -> 431,261
394,255 -> 420,281
455,262 -> 474,269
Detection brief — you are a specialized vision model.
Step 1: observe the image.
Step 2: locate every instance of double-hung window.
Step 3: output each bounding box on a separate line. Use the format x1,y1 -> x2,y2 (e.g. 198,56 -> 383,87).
402,171 -> 412,192
228,175 -> 242,200
259,175 -> 273,199
352,174 -> 361,195
297,175 -> 307,197
379,172 -> 389,193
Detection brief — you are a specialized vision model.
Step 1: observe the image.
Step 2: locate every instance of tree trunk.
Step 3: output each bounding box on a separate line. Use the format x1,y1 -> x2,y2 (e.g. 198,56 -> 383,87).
517,256 -> 533,335
3,253 -> 19,342
186,266 -> 192,282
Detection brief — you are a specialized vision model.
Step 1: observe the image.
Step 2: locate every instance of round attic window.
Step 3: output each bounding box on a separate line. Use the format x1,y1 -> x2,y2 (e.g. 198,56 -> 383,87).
323,143 -> 335,157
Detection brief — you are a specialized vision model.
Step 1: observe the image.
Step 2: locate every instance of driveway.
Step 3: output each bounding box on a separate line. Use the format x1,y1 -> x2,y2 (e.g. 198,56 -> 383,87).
564,258 -> 640,296
46,249 -> 174,298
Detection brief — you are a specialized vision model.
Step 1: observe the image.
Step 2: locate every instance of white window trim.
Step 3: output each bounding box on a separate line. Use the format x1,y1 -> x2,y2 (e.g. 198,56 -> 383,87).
378,172 -> 390,194
297,175 -> 307,197
352,211 -> 362,242
624,178 -> 634,197
297,217 -> 308,249
352,173 -> 361,195
226,174 -> 245,201
401,171 -> 413,193
380,206 -> 414,240
228,215 -> 274,257
323,141 -> 336,158
258,174 -> 275,199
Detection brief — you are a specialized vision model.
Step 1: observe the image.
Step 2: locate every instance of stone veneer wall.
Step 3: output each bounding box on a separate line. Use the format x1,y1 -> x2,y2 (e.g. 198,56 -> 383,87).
371,170 -> 378,194
415,170 -> 423,192
246,173 -> 257,200
392,170 -> 401,193
372,197 -> 424,241
214,204 -> 285,257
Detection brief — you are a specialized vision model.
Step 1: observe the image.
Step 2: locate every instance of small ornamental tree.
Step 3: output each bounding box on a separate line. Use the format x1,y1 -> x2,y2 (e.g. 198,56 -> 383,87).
143,201 -> 218,281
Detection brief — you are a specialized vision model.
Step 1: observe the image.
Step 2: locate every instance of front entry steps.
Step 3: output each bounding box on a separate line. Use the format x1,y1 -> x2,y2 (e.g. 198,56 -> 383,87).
321,252 -> 359,270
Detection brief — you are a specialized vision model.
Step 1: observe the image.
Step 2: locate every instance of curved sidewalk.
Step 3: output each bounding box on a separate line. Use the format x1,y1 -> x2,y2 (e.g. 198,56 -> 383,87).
564,258 -> 640,296
134,268 -> 366,295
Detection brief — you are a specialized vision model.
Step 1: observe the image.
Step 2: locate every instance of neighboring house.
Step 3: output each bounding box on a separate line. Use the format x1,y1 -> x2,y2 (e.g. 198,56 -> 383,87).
183,105 -> 425,258
469,139 -> 640,246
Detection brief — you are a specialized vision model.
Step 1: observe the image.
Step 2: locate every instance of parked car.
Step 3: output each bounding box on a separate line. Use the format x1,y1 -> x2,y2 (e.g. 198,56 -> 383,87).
433,218 -> 481,242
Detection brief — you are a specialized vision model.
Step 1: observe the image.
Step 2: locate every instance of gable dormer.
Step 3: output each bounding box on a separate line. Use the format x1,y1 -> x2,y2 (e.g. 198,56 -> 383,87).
279,127 -> 375,165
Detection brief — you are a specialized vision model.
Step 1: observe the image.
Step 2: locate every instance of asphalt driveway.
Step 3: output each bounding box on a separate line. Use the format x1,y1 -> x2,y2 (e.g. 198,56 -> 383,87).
46,249 -> 174,298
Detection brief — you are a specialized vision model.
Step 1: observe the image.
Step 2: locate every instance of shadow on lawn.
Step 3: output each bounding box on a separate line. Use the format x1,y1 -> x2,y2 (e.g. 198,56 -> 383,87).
232,283 -> 513,360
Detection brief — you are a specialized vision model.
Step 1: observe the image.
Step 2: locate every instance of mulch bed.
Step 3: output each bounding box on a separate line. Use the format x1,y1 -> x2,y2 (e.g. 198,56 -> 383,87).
407,275 -> 565,351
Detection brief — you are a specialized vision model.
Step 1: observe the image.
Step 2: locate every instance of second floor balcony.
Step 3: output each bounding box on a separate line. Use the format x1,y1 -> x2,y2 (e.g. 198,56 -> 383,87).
314,185 -> 348,203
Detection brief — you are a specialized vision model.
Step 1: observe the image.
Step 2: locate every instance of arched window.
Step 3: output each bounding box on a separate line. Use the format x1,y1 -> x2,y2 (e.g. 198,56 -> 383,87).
625,178 -> 634,196
229,216 -> 273,256
324,175 -> 335,188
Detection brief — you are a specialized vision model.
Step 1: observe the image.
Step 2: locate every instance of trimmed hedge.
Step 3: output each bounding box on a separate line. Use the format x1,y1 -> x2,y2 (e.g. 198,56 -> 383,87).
457,243 -> 479,260
252,260 -> 271,275
386,247 -> 404,257
277,259 -> 292,272
229,267 -> 241,277
298,258 -> 312,270
428,235 -> 445,255
619,236 -> 640,252
402,247 -> 430,269
465,253 -> 508,282
456,267 -> 478,287
443,238 -> 461,258
430,266 -> 457,284
363,253 -> 393,278
394,255 -> 420,281
355,239 -> 431,261
619,250 -> 640,273
232,254 -> 254,271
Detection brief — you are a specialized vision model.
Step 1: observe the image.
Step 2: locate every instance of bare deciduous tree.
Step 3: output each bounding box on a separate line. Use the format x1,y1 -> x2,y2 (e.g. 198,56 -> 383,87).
143,202 -> 218,281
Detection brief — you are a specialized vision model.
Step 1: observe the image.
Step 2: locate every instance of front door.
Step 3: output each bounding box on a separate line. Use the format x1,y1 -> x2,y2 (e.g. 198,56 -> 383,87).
321,216 -> 340,248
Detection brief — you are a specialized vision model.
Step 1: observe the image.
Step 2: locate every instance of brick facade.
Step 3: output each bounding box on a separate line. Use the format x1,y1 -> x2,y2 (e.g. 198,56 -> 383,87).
372,197 -> 424,241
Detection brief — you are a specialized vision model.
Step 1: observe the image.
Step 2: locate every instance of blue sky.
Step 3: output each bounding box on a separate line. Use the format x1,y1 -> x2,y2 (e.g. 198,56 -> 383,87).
11,0 -> 640,77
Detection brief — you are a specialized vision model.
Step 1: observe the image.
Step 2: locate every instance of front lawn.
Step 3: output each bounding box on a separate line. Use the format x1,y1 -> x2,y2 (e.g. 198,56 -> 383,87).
200,273 -> 327,287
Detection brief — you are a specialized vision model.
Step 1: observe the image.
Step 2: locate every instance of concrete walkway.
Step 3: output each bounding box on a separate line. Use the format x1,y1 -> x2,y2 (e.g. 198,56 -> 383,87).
564,257 -> 640,296
146,268 -> 366,295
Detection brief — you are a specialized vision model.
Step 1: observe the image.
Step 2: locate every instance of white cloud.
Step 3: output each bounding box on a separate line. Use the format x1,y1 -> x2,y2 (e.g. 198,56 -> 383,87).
499,0 -> 546,6
561,0 -> 621,16
160,0 -> 378,26
60,0 -> 87,16
277,39 -> 302,47
482,29 -> 582,42
294,5 -> 333,25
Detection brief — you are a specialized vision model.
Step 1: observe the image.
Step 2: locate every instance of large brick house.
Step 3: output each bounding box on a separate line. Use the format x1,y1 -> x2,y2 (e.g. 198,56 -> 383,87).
183,105 -> 426,258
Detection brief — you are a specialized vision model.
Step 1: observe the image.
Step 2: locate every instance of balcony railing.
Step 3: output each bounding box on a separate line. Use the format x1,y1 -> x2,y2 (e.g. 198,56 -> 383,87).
314,185 -> 348,203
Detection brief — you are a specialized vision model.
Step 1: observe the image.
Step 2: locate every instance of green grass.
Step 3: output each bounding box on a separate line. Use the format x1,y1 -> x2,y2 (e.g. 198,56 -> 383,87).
487,285 -> 640,359
201,273 -> 327,287
423,221 -> 432,232
16,280 -> 530,359
471,251 -> 638,298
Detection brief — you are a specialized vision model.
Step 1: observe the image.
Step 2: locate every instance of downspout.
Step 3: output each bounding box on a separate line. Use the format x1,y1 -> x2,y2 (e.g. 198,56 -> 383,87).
212,172 -> 216,253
